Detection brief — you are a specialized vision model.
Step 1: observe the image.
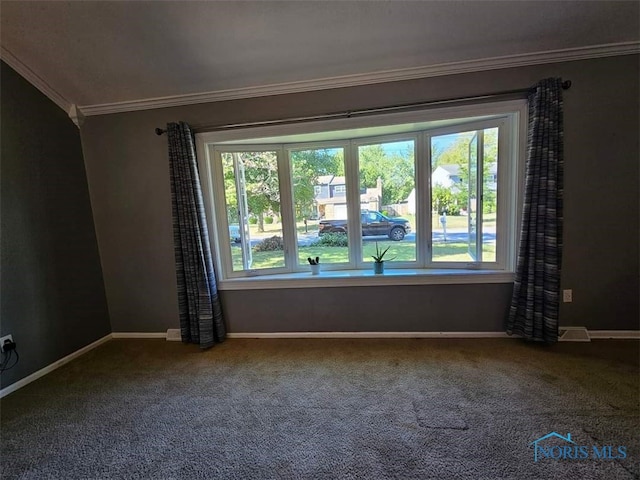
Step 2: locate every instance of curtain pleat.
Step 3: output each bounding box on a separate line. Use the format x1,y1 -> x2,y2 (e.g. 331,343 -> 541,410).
167,122 -> 225,349
507,78 -> 564,343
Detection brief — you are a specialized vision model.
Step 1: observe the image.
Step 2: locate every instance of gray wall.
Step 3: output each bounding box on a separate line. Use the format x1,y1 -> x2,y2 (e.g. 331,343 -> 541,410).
80,54 -> 639,333
1,62 -> 111,388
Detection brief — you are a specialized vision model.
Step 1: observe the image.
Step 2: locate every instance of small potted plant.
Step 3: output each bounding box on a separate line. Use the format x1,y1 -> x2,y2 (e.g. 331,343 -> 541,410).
307,256 -> 320,275
371,243 -> 394,274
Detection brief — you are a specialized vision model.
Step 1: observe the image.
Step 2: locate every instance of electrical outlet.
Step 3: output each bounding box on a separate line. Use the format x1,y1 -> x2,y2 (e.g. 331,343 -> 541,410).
0,334 -> 14,352
563,289 -> 573,303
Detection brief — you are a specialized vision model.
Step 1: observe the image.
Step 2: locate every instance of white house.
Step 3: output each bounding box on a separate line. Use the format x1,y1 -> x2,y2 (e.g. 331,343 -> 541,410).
406,165 -> 463,214
432,165 -> 462,188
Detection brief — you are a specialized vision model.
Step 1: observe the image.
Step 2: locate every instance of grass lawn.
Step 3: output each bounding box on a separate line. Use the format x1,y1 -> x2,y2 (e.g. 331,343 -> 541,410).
231,248 -> 286,271
299,241 -> 416,264
297,242 -> 493,265
231,214 -> 497,270
232,241 -> 495,270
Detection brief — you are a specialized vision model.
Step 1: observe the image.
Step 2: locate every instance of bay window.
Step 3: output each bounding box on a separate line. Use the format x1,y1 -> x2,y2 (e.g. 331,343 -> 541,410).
197,100 -> 525,287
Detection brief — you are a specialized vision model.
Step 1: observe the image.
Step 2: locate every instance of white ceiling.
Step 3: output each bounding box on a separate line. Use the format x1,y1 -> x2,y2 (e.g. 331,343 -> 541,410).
1,1 -> 639,114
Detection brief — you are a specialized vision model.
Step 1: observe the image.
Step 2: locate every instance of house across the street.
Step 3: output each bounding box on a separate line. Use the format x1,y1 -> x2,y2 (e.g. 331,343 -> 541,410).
314,176 -> 382,219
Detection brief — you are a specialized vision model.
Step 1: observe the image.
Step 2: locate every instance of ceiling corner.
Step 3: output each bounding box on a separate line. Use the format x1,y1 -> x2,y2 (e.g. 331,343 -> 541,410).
1,46 -> 72,114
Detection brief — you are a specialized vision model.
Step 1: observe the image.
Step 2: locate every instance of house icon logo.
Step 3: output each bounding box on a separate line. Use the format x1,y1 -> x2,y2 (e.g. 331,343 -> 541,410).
530,432 -> 575,462
530,431 -> 627,462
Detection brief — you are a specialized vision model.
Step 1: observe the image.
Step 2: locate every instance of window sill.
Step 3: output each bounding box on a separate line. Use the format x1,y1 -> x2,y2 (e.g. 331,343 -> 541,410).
217,269 -> 514,290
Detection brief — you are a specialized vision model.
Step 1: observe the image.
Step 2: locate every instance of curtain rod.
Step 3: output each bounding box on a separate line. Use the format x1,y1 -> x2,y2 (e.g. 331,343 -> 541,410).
155,80 -> 571,136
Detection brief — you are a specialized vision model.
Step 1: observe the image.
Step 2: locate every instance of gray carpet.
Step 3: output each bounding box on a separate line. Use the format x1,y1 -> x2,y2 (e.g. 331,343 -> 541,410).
1,338 -> 638,479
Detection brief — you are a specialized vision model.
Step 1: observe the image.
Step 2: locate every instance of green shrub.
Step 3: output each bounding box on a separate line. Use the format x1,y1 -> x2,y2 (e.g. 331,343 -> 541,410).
264,216 -> 274,225
254,236 -> 284,252
249,217 -> 258,225
433,186 -> 461,216
311,233 -> 348,247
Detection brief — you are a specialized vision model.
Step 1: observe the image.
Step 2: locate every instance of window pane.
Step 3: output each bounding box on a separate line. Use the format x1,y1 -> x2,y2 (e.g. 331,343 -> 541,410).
221,151 -> 285,271
358,141 -> 415,263
431,131 -> 475,262
430,128 -> 498,263
290,148 -> 349,265
468,133 -> 478,261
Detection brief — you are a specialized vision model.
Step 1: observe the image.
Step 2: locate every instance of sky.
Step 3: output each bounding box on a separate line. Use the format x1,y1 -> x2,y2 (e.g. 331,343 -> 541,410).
382,134 -> 462,160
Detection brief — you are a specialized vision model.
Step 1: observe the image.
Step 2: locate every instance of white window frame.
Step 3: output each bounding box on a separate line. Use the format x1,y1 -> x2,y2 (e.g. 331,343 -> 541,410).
286,141 -> 352,270
352,133 -> 419,269
425,118 -> 511,270
196,100 -> 526,290
209,145 -> 290,278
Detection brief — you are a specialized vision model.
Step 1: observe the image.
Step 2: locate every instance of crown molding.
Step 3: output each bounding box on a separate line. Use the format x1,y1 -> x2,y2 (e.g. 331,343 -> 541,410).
79,41 -> 639,117
1,46 -> 71,113
4,41 -> 638,118
68,104 -> 85,127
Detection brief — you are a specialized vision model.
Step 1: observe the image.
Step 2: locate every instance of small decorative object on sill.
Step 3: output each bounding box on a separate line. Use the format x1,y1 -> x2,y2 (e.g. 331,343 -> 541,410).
308,256 -> 320,275
371,242 -> 394,275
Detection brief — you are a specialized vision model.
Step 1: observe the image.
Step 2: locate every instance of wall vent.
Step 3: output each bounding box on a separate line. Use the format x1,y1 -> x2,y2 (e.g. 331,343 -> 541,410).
559,327 -> 591,342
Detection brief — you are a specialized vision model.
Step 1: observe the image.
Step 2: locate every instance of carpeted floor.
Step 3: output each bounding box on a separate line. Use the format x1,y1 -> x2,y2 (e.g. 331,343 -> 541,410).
1,338 -> 638,479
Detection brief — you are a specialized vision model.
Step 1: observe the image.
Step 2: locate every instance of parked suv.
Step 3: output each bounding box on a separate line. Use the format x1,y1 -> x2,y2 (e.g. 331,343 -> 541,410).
318,210 -> 411,241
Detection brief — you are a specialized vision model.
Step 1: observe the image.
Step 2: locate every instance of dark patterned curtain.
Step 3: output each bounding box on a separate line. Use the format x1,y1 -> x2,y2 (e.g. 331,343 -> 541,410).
167,122 -> 226,349
507,78 -> 564,343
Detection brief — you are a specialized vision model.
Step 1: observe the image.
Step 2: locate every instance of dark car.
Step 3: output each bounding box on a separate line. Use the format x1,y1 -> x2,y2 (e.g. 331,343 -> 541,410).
318,210 -> 411,241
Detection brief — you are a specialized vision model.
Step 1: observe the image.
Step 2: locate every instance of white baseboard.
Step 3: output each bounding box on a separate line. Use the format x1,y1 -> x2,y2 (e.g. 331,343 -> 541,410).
2,329 -> 636,398
226,331 -> 512,339
0,334 -> 112,399
109,330 -> 640,340
589,330 -> 640,339
228,330 -> 640,340
111,332 -> 167,339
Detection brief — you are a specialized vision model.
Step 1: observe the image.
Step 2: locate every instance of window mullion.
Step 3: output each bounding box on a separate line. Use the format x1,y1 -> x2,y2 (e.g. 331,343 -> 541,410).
421,132 -> 433,267
476,130 -> 484,263
277,146 -> 297,272
210,148 -> 234,278
345,140 -> 361,268
497,120 -> 512,270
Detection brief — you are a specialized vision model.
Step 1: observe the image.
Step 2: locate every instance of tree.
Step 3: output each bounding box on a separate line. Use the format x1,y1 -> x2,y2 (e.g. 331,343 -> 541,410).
243,152 -> 281,231
222,152 -> 281,232
433,185 -> 461,215
290,149 -> 343,219
432,128 -> 498,214
359,144 -> 414,206
431,131 -> 474,169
